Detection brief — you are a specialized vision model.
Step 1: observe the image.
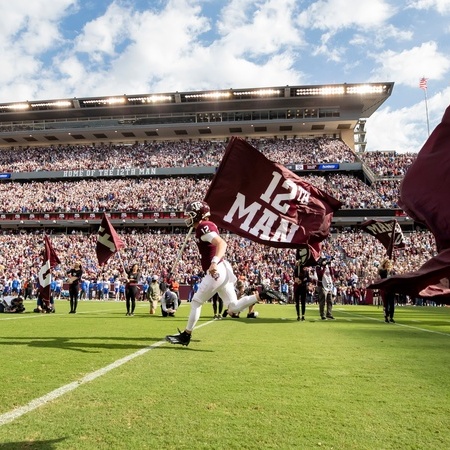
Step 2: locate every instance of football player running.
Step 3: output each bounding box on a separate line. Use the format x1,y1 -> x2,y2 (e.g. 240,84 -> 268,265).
165,200 -> 286,346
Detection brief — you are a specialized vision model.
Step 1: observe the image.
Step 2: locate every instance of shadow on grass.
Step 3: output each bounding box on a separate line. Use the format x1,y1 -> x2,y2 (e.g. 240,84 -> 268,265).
0,334 -> 214,353
0,437 -> 66,449
0,335 -> 168,353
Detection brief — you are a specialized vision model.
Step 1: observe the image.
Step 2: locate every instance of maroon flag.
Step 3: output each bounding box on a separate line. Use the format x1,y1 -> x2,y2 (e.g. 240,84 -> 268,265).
38,235 -> 61,304
204,137 -> 342,249
361,219 -> 405,258
399,105 -> 450,252
369,105 -> 450,299
419,77 -> 428,90
96,213 -> 125,265
296,242 -> 321,267
368,248 -> 450,300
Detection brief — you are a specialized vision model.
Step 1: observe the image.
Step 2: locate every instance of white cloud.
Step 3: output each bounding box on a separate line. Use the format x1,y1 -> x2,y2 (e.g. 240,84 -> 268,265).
366,86 -> 450,152
53,0 -> 306,96
73,2 -> 131,59
349,25 -> 413,50
297,0 -> 395,31
0,0 -> 77,101
408,0 -> 450,14
370,41 -> 450,87
217,0 -> 303,56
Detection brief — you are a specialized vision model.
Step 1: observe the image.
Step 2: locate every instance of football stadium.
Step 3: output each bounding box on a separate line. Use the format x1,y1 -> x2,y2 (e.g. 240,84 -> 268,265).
1,83 -> 450,449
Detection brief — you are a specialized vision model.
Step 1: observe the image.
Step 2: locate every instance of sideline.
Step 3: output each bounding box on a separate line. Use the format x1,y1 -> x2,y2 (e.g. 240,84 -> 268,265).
0,320 -> 214,426
336,308 -> 450,337
0,308 -> 121,321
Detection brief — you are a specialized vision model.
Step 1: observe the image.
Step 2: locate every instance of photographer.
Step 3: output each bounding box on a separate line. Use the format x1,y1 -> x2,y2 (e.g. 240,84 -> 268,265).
1,295 -> 25,313
161,286 -> 178,317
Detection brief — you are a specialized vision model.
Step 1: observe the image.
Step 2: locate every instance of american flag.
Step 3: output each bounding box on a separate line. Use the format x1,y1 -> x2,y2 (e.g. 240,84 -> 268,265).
419,77 -> 428,90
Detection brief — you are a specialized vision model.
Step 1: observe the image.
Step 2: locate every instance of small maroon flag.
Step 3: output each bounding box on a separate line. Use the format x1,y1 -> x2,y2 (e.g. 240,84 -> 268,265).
361,219 -> 405,258
38,235 -> 61,304
204,137 -> 342,249
96,213 -> 125,265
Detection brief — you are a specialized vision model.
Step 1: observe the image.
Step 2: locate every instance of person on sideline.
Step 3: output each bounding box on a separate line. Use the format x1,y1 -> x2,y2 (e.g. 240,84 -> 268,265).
212,292 -> 223,319
294,261 -> 312,322
378,259 -> 396,323
315,259 -> 335,320
67,261 -> 83,314
125,263 -> 141,316
147,275 -> 160,314
166,200 -> 286,346
161,286 -> 179,317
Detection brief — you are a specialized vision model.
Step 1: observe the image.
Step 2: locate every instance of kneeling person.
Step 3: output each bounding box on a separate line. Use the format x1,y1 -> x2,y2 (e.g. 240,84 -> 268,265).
161,287 -> 178,317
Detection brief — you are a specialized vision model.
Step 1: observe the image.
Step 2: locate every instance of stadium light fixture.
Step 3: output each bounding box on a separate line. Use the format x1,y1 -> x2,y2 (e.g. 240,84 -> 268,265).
296,86 -> 345,96
82,97 -> 126,106
295,84 -> 387,97
346,84 -> 386,94
185,92 -> 232,100
233,89 -> 282,97
31,101 -> 72,108
3,103 -> 30,110
128,95 -> 173,103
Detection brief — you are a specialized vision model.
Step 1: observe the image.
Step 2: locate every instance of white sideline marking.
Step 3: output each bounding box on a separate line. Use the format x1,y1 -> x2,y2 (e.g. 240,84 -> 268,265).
0,320 -> 213,426
0,309 -> 120,321
336,309 -> 450,337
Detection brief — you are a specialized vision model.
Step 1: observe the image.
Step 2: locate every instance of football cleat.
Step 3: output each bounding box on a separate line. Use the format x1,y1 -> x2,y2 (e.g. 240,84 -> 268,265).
165,328 -> 191,346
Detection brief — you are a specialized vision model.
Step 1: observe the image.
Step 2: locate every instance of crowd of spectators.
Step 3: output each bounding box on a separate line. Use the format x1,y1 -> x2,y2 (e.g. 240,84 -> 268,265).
0,177 -> 210,213
0,227 -> 437,304
358,151 -> 417,178
0,137 -> 356,173
0,136 -> 430,307
0,173 -> 401,214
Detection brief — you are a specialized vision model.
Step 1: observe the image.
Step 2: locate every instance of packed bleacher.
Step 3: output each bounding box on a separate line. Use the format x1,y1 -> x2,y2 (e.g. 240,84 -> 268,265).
358,151 -> 417,177
0,174 -> 399,213
0,136 -> 433,305
0,137 -> 357,172
0,227 -> 437,304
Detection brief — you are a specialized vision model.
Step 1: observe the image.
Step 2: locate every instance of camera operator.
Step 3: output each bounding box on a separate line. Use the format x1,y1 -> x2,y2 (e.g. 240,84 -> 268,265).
161,286 -> 179,317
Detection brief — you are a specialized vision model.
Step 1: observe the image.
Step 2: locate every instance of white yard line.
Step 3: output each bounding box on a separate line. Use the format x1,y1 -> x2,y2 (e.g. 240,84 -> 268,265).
0,319 -> 212,426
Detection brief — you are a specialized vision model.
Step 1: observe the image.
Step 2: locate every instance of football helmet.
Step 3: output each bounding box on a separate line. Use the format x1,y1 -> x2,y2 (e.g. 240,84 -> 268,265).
184,201 -> 211,227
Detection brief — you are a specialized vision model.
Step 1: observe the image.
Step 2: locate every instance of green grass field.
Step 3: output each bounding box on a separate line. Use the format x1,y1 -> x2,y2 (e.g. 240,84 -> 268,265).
1,300 -> 450,450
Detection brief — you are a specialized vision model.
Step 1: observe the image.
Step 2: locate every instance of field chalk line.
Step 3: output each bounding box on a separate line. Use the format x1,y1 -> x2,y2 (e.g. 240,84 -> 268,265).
0,320 -> 213,427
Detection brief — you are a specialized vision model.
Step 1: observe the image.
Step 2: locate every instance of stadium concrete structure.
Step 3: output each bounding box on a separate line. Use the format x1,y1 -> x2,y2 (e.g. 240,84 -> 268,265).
0,82 -> 406,230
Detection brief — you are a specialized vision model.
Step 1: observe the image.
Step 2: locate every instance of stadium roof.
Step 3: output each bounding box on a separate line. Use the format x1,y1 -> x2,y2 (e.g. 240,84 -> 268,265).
0,82 -> 393,147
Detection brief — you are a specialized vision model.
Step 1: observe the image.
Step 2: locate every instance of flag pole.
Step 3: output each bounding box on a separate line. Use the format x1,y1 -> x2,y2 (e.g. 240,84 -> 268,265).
387,221 -> 396,260
116,249 -> 127,275
170,227 -> 193,274
420,77 -> 430,137
423,88 -> 430,137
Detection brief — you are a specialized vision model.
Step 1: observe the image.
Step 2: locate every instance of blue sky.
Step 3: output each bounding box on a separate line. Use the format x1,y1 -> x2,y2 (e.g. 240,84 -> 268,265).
0,0 -> 449,152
